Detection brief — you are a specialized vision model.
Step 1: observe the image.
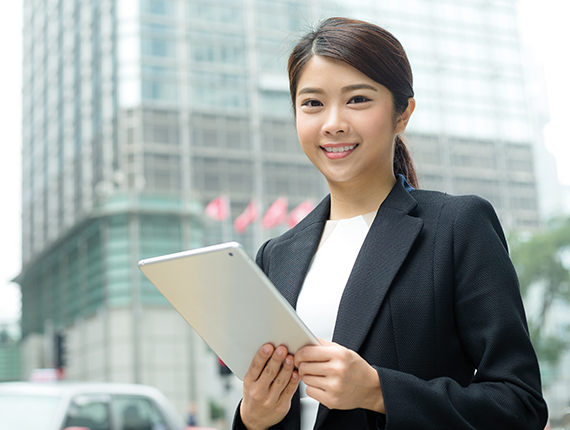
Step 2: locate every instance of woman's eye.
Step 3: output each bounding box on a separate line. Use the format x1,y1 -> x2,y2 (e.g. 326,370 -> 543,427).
349,96 -> 370,104
301,99 -> 323,108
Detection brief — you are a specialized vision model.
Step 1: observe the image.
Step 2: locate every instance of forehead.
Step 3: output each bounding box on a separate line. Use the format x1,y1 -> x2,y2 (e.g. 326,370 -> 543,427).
297,55 -> 379,93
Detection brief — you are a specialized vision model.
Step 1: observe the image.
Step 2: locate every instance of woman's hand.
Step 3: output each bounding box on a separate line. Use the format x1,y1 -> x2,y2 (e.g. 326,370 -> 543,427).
294,339 -> 385,413
240,343 -> 299,430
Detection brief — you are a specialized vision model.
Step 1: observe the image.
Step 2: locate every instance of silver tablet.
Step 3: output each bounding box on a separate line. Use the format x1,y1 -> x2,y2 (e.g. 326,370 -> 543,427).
138,242 -> 319,380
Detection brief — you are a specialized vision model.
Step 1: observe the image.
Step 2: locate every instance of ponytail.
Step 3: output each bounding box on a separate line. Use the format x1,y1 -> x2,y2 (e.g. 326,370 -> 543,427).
393,135 -> 418,189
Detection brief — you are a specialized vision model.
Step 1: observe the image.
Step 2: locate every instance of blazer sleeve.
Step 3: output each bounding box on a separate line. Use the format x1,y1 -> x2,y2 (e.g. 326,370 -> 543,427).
377,195 -> 548,430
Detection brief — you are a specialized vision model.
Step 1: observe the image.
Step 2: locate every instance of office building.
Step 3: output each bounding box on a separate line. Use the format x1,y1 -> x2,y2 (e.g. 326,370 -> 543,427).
342,0 -> 544,229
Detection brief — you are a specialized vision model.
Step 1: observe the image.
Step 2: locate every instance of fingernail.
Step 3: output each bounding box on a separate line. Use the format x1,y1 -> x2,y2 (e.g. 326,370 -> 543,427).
276,347 -> 285,357
263,345 -> 271,354
285,356 -> 292,365
292,372 -> 298,380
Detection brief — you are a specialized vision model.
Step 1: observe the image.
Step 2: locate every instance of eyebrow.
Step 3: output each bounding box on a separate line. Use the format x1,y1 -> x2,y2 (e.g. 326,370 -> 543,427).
297,83 -> 378,96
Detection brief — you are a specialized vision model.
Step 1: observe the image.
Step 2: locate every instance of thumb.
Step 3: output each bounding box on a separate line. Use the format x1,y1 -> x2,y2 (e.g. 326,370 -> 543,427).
316,337 -> 335,346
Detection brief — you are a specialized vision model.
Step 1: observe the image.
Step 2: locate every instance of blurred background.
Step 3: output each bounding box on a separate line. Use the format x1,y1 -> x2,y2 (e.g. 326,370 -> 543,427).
1,0 -> 569,428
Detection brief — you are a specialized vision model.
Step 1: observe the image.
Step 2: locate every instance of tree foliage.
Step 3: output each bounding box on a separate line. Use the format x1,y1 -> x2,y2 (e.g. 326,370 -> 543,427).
509,217 -> 570,367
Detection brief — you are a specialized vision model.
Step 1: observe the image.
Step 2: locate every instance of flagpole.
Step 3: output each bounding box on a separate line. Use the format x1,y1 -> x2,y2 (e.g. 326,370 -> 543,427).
253,194 -> 262,248
222,194 -> 232,243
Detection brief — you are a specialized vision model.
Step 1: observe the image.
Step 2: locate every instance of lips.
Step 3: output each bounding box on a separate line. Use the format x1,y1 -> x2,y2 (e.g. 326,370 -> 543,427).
320,143 -> 359,159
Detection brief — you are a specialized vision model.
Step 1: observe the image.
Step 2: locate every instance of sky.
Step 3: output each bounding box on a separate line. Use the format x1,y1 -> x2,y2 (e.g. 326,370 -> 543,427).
518,0 -> 570,185
0,1 -> 569,329
0,0 -> 24,329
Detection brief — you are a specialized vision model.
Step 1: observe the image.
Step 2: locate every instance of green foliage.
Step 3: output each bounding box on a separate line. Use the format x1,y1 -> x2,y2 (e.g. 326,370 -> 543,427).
532,332 -> 569,365
209,399 -> 225,421
509,217 -> 570,367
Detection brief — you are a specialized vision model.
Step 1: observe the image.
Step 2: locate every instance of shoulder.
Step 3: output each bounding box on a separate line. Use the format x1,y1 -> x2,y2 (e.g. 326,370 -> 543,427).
411,189 -> 499,223
411,188 -> 494,211
410,189 -> 507,247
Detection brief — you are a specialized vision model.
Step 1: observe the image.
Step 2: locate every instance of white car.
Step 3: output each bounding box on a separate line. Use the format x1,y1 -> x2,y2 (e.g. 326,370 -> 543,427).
0,381 -> 192,430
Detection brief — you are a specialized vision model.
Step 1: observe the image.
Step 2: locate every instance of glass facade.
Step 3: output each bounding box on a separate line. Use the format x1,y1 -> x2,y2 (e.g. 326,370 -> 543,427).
337,0 -> 541,229
0,342 -> 20,382
19,207 -> 200,336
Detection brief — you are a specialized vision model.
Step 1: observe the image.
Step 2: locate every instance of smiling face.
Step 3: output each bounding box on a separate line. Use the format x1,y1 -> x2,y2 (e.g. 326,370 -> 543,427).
295,55 -> 413,191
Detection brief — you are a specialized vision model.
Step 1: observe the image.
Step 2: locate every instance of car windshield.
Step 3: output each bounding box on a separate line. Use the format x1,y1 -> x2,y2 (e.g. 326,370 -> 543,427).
0,394 -> 62,430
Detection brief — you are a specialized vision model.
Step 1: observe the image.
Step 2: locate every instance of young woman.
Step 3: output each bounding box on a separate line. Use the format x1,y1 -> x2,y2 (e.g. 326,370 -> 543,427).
233,17 -> 548,430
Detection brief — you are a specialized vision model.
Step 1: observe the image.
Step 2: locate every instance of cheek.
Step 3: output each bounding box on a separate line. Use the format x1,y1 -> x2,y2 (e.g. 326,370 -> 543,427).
359,113 -> 396,143
296,117 -> 317,149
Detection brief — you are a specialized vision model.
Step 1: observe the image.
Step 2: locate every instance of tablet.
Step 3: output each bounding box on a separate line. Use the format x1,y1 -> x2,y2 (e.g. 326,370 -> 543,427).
138,242 -> 319,380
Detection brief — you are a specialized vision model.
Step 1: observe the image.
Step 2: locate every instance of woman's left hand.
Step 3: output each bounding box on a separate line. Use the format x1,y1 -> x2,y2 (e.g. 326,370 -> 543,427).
294,339 -> 385,413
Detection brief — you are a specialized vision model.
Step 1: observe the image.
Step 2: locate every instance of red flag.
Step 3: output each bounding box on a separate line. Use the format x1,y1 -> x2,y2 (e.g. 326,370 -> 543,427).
262,197 -> 288,229
205,195 -> 229,221
234,200 -> 259,234
288,199 -> 315,228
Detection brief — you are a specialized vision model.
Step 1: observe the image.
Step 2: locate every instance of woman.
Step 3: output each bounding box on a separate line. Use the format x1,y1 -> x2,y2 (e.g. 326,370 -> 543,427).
233,17 -> 548,430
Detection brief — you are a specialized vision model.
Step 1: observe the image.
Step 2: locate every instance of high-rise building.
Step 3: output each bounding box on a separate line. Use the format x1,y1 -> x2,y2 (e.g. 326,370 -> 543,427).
16,0 -> 547,425
346,0 -> 544,230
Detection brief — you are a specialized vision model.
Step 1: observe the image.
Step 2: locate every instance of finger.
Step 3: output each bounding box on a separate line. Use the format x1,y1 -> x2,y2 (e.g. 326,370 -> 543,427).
258,345 -> 289,385
268,354 -> 295,399
300,373 -> 327,391
279,369 -> 300,403
245,343 -> 274,382
295,345 -> 330,367
304,382 -> 327,406
298,361 -> 328,379
316,337 -> 334,346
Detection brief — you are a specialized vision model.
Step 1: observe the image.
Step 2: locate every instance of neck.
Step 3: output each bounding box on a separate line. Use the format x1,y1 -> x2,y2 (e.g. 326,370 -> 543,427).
328,174 -> 396,220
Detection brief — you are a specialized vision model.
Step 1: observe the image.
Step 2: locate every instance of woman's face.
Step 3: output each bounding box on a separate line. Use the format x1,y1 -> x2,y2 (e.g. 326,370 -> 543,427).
295,55 -> 412,189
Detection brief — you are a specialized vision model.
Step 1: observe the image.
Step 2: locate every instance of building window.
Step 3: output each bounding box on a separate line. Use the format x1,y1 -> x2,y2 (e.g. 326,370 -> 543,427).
141,0 -> 177,16
141,38 -> 176,58
190,72 -> 248,109
142,80 -> 178,102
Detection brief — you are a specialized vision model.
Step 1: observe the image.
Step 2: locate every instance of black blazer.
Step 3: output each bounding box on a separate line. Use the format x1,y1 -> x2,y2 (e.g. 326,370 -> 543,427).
234,180 -> 548,430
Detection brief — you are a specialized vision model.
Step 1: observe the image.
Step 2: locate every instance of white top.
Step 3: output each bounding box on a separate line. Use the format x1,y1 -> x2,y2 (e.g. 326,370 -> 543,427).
296,211 -> 375,430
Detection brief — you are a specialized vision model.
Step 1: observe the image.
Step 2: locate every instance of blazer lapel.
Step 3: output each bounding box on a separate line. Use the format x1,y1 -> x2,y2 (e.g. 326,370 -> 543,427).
331,181 -> 423,350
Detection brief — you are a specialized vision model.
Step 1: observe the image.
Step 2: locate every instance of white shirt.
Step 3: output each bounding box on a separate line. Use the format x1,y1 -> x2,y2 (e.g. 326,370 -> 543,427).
296,211 -> 375,429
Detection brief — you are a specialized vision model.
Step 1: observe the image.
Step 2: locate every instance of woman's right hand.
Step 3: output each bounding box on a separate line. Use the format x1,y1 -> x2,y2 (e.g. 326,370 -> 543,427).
240,343 -> 299,430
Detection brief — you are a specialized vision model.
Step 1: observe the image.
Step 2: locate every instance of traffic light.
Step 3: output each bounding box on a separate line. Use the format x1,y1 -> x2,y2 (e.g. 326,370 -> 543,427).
55,332 -> 67,369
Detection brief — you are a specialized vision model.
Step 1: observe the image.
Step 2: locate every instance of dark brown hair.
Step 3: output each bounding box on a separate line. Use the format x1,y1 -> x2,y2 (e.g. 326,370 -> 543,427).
288,17 -> 418,188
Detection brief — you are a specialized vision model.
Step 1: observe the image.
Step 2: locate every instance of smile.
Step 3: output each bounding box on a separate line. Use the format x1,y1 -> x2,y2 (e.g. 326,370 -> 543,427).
322,144 -> 358,153
321,144 -> 359,160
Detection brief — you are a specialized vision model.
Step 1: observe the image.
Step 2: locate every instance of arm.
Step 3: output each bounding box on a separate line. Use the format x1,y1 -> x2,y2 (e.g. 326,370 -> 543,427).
378,196 -> 547,429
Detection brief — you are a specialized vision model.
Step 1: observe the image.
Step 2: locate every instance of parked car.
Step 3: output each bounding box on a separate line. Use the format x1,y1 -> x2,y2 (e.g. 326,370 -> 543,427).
0,381 -> 205,430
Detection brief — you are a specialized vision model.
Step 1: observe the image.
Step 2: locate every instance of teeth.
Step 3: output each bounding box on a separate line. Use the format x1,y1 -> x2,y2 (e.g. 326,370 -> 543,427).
323,145 -> 357,153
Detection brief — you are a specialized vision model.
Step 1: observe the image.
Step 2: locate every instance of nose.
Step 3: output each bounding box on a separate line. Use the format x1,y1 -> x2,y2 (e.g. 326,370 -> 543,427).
322,107 -> 348,135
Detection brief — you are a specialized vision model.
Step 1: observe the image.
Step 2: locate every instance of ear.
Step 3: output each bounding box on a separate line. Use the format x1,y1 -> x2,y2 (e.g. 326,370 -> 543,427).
395,97 -> 415,134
